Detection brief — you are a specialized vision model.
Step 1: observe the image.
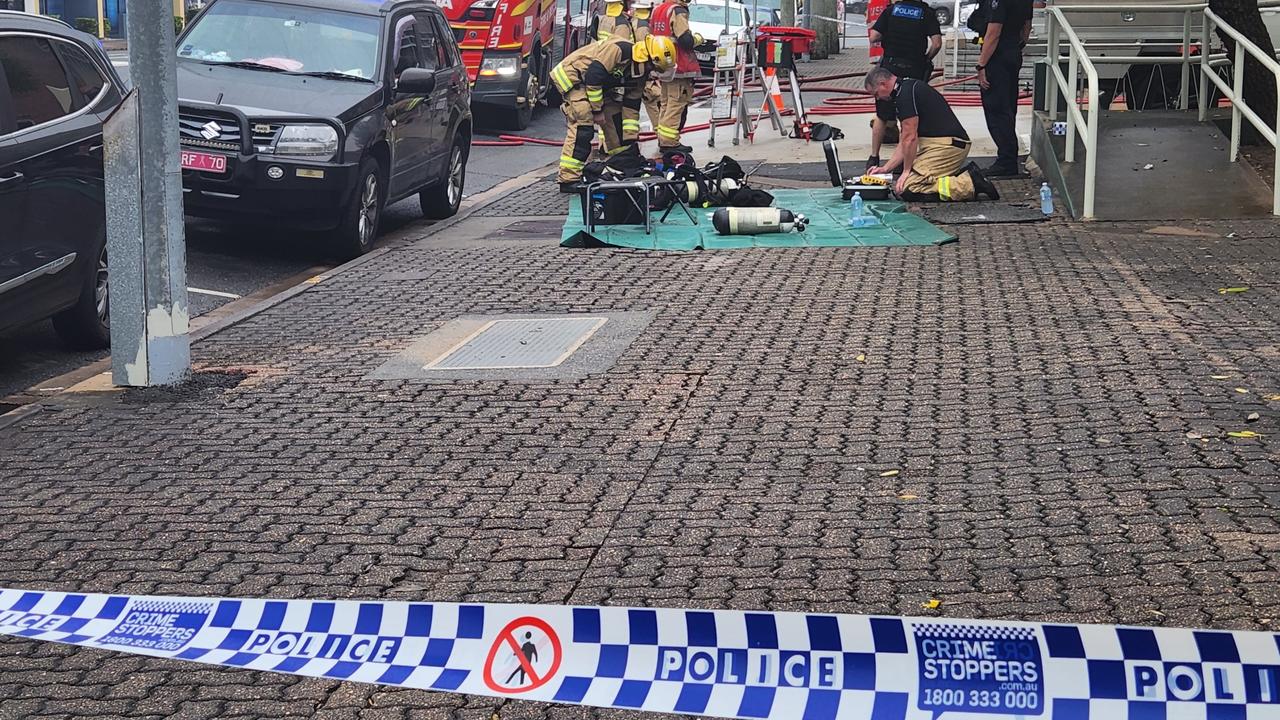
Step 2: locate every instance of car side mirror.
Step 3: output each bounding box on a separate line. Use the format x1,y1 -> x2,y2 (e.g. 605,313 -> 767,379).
396,67 -> 437,94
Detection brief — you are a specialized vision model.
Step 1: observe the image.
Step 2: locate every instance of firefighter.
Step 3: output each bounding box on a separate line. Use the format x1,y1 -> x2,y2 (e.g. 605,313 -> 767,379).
551,34 -> 678,191
630,0 -> 663,135
649,0 -> 703,152
864,67 -> 999,202
597,0 -> 632,41
866,0 -> 942,169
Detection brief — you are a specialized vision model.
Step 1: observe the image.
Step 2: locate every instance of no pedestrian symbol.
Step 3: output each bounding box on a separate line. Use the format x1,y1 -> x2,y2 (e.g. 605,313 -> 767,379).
483,616 -> 562,694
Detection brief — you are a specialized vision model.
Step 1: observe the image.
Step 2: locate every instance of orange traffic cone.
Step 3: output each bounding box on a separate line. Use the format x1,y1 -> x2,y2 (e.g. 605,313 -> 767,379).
760,67 -> 785,114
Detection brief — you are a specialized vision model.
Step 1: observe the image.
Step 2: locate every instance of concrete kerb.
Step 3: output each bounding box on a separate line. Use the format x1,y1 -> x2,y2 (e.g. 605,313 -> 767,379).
0,159 -> 558,433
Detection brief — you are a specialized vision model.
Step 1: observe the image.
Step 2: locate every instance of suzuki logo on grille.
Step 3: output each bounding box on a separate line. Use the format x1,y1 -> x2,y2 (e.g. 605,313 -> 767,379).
200,121 -> 223,140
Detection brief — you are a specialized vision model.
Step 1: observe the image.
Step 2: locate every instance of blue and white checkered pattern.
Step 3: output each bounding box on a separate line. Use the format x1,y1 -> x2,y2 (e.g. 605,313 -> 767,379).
914,623 -> 1038,642
1,587 -> 1277,719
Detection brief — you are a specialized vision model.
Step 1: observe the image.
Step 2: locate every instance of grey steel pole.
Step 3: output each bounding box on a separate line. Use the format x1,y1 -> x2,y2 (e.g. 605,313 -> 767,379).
104,0 -> 190,386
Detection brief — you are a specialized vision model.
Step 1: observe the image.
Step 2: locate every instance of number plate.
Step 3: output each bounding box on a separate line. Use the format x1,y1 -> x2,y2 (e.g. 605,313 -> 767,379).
180,150 -> 228,174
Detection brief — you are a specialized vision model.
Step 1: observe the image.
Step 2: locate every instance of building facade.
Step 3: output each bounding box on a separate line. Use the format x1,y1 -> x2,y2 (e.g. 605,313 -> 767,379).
10,0 -> 188,40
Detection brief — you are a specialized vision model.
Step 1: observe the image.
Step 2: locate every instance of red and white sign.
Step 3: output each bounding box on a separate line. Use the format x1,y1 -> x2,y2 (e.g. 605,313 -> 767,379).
180,150 -> 228,174
482,616 -> 562,694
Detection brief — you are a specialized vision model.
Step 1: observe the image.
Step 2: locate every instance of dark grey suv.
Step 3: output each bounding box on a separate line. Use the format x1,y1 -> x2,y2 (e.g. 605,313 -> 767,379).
175,0 -> 473,258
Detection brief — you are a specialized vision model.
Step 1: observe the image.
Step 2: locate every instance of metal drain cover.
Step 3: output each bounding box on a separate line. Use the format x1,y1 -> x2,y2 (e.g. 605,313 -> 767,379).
427,317 -> 606,370
367,312 -> 654,382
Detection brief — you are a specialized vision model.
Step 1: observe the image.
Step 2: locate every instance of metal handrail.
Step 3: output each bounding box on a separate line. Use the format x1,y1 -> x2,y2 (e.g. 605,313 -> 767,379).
1200,7 -> 1280,214
1045,7 -> 1101,217
1042,1 -> 1280,217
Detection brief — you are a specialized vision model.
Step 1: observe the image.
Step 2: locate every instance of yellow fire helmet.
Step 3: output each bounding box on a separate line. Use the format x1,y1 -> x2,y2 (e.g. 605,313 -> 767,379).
634,34 -> 676,72
604,0 -> 624,17
631,0 -> 653,7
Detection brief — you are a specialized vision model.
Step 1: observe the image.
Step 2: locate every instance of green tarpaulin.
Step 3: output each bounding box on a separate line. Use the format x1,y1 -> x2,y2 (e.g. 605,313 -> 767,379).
561,188 -> 957,250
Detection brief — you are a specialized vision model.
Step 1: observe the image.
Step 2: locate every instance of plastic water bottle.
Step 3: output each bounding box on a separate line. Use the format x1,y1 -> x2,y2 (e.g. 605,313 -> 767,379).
849,192 -> 864,227
1040,183 -> 1054,215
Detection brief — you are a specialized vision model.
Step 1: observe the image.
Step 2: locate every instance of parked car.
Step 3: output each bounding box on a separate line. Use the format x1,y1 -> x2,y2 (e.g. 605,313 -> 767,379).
926,0 -> 977,27
687,0 -> 751,74
0,11 -> 123,348
174,0 -> 472,258
752,6 -> 783,26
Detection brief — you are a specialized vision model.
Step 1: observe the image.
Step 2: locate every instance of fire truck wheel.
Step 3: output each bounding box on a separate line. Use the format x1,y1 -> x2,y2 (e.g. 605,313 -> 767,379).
506,68 -> 535,130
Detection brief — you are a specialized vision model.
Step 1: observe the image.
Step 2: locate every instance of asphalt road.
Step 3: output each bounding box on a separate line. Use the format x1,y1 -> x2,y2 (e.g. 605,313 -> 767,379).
0,53 -> 563,400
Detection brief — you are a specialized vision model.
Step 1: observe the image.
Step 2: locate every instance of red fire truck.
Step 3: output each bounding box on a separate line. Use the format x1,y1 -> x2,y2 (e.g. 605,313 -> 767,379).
443,0 -> 601,129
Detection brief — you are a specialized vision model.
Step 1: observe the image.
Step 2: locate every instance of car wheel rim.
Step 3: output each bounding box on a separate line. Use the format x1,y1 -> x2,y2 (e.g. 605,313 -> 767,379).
358,173 -> 378,246
96,246 -> 109,329
447,147 -> 464,208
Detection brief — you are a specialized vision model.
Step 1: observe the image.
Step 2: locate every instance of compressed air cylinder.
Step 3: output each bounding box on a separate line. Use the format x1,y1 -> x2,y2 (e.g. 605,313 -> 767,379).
711,207 -> 804,235
678,178 -> 740,206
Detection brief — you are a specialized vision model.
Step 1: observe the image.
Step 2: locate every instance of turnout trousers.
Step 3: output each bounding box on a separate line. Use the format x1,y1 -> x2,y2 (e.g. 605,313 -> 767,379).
559,89 -> 628,182
559,90 -> 595,182
655,76 -> 693,148
903,136 -> 975,201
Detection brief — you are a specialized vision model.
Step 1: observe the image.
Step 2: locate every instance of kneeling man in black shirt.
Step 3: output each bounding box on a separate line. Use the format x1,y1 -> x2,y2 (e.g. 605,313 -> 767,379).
865,67 -> 999,202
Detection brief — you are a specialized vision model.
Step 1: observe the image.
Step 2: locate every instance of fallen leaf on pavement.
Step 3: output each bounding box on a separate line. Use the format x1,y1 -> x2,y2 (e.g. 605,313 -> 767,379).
855,354 -> 866,363
1210,375 -> 1231,380
1218,287 -> 1249,294
1235,388 -> 1249,394
1147,609 -> 1167,618
1185,431 -> 1203,440
1247,413 -> 1260,422
1265,394 -> 1280,401
1227,431 -> 1263,439
880,469 -> 900,477
898,493 -> 919,500
922,599 -> 942,610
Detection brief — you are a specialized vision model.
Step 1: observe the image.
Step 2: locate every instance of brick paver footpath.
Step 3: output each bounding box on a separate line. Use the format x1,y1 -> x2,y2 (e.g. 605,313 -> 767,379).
1,170 -> 1278,718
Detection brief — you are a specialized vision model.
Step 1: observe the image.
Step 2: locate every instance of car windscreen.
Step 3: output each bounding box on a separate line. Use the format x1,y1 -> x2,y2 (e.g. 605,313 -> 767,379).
688,4 -> 746,28
178,0 -> 381,81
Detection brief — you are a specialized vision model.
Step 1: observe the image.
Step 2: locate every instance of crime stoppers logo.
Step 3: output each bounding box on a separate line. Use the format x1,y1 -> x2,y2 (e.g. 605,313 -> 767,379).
913,623 -> 1045,718
99,600 -> 212,653
483,616 -> 562,694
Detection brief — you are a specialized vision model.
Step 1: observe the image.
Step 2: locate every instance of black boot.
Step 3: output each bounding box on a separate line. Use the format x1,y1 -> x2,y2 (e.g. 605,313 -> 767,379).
966,166 -> 1000,200
899,190 -> 942,202
865,155 -> 881,171
559,181 -> 582,194
985,161 -> 1021,178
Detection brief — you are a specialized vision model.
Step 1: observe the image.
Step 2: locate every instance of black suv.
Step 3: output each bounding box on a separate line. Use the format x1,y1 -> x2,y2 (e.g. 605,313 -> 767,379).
0,12 -> 124,349
175,0 -> 472,258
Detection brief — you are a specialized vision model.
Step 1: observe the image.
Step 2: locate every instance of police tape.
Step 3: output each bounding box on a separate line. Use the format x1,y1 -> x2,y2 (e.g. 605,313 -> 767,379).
2,587 -> 1278,719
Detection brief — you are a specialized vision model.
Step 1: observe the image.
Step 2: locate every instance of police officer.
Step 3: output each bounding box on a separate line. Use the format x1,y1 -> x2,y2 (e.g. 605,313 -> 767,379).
867,0 -> 942,169
650,0 -> 704,152
975,0 -> 1032,176
551,34 -> 677,191
864,66 -> 999,202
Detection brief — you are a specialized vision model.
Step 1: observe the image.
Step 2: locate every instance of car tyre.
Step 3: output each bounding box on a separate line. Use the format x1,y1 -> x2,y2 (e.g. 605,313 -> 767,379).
935,5 -> 952,25
332,156 -> 384,260
52,234 -> 110,350
420,134 -> 468,219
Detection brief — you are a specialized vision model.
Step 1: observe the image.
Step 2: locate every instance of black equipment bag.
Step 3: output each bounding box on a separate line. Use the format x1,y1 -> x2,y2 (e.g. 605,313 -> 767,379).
584,187 -> 648,226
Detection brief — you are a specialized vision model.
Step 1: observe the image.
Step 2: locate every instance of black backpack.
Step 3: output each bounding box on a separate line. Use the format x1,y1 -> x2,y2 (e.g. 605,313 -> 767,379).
582,146 -> 655,184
